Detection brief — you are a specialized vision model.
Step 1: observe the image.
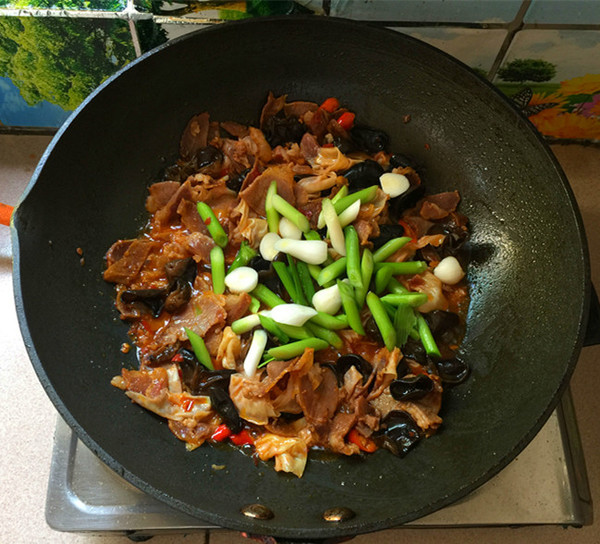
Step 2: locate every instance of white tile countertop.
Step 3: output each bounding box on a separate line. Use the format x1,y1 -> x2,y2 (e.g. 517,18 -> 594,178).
0,135 -> 599,544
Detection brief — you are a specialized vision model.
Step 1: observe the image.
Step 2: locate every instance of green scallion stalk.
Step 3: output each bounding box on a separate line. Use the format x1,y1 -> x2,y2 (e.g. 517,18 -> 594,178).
307,263 -> 322,283
196,202 -> 228,248
210,246 -> 225,295
272,261 -> 299,302
228,241 -> 257,273
184,327 -> 214,370
310,311 -> 349,330
337,280 -> 365,335
304,230 -> 322,241
265,181 -> 280,233
249,296 -> 261,313
296,260 -> 316,302
267,338 -> 329,360
416,313 -> 441,358
334,185 -> 378,215
387,277 -> 409,295
271,194 -> 310,233
381,292 -> 429,307
252,284 -> 285,308
258,314 -> 290,344
331,184 -> 349,205
305,322 -> 343,349
356,248 -> 374,308
231,314 -> 261,335
317,185 -> 349,229
394,303 -> 417,347
372,236 -> 412,263
365,292 -> 397,352
374,261 -> 427,276
287,255 -> 308,305
277,322 -> 312,340
344,225 -> 363,291
374,266 -> 394,294
317,257 -> 347,286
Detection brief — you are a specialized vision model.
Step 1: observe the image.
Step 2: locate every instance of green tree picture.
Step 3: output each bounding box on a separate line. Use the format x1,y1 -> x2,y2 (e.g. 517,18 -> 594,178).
497,58 -> 557,84
0,16 -> 135,111
0,1 -> 126,9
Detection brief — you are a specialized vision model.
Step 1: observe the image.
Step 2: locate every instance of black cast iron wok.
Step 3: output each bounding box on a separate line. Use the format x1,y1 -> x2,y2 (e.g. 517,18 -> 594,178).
12,16 -> 590,541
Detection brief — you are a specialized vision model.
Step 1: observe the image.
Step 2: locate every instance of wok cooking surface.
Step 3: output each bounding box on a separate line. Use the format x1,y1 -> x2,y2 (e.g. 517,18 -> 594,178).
12,16 -> 590,540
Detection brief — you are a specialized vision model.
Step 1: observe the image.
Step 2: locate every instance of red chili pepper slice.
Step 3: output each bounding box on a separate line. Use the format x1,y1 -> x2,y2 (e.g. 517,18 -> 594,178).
229,429 -> 254,446
211,424 -> 232,442
319,97 -> 340,113
347,428 -> 377,453
336,112 -> 355,131
182,398 -> 195,412
204,216 -> 212,226
171,353 -> 184,363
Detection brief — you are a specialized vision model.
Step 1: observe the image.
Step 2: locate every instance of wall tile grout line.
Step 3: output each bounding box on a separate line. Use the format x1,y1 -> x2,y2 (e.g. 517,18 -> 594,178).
487,0 -> 532,81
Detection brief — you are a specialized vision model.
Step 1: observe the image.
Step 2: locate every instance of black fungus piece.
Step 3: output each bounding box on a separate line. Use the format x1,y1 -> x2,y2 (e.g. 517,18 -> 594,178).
387,180 -> 426,221
375,410 -> 422,457
427,216 -> 470,258
363,315 -> 384,346
195,145 -> 224,177
342,160 -> 384,192
389,153 -> 415,169
249,254 -> 285,297
334,354 -> 373,385
401,338 -> 429,366
177,348 -> 235,392
164,258 -> 197,313
350,125 -> 390,154
370,224 -> 408,250
227,167 -> 250,193
208,386 -> 243,434
425,310 -> 464,346
436,357 -> 470,385
165,258 -> 196,284
263,115 -> 307,147
332,133 -> 357,155
120,288 -> 167,317
146,342 -> 181,367
389,375 -> 434,401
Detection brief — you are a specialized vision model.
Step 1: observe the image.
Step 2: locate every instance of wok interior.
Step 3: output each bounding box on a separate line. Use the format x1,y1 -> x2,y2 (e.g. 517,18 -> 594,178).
14,17 -> 588,538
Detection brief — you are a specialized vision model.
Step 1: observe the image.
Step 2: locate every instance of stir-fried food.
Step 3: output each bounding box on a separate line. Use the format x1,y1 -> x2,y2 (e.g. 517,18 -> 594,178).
105,93 -> 470,477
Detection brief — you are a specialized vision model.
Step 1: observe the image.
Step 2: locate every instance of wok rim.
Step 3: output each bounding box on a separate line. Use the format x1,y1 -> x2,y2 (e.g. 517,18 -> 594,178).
11,15 -> 591,539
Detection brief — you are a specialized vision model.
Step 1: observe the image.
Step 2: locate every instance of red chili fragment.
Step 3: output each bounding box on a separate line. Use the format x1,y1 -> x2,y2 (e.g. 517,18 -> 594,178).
211,424 -> 232,442
171,353 -> 184,363
204,217 -> 212,225
230,429 -> 254,446
320,97 -> 340,113
336,112 -> 355,131
347,428 -> 377,453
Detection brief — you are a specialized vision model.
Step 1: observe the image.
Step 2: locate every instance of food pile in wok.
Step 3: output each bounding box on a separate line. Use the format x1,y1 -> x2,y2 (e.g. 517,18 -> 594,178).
105,93 -> 470,477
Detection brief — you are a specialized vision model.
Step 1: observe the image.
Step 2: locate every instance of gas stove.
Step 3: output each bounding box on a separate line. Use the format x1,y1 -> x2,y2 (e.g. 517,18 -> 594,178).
45,387 -> 592,540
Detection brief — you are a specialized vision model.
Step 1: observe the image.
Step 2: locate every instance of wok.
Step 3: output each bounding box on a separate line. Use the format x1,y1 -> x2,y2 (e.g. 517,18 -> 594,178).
12,16 -> 591,541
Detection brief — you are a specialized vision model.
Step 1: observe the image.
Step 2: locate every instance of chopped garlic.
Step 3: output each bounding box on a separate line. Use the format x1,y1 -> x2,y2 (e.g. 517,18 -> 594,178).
379,172 -> 410,198
279,216 -> 303,240
225,266 -> 259,293
312,284 -> 342,315
274,238 -> 328,265
433,256 -> 465,285
260,232 -> 281,261
270,303 -> 318,326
